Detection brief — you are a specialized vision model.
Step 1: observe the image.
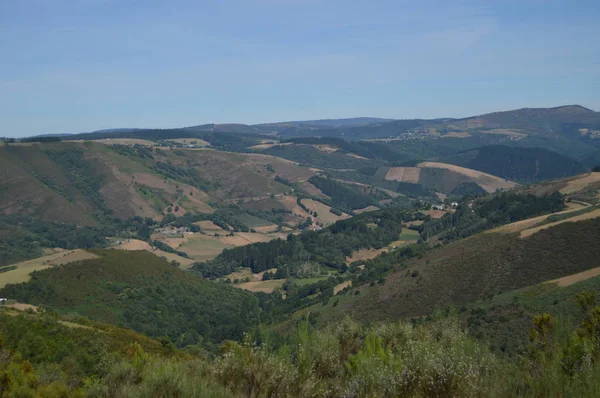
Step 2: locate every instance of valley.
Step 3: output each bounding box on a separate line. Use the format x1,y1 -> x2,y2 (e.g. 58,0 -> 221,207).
4,105 -> 600,396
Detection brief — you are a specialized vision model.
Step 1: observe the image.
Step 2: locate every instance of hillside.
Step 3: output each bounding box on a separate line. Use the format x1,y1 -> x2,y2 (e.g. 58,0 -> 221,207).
0,249 -> 261,346
0,141 -> 315,225
437,145 -> 588,183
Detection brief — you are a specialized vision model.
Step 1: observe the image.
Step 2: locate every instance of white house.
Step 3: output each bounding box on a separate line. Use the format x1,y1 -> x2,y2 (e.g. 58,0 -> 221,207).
0,298 -> 7,304
451,202 -> 459,208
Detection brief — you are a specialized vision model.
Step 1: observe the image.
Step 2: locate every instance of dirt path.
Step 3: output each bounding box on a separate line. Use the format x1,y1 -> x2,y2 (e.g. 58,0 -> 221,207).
548,266 -> 600,287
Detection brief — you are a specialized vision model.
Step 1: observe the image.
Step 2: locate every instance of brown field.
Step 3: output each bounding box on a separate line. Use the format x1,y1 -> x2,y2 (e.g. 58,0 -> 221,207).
3,303 -> 39,312
0,250 -> 98,288
548,266 -> 600,287
218,232 -> 274,246
346,248 -> 387,265
248,142 -> 290,150
384,167 -> 421,183
560,173 -> 600,194
151,249 -> 195,269
301,199 -> 350,225
160,237 -> 188,249
347,153 -> 369,160
194,220 -> 229,232
278,195 -> 311,219
354,205 -> 379,214
253,224 -> 279,233
115,239 -> 153,251
298,181 -> 330,199
418,162 -> 517,192
237,279 -> 286,293
334,281 -> 352,295
177,234 -> 233,262
442,132 -> 471,138
425,210 -> 446,219
520,208 -> 600,238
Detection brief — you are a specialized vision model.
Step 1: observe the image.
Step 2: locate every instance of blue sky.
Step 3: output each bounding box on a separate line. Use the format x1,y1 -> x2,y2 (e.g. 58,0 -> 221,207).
1,0 -> 599,136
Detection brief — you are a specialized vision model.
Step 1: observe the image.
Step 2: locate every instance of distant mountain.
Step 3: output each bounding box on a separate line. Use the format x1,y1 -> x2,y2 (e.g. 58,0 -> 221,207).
257,117 -> 396,129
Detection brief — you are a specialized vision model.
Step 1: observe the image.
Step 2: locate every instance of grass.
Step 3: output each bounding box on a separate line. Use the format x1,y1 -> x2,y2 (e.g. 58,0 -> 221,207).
237,279 -> 286,293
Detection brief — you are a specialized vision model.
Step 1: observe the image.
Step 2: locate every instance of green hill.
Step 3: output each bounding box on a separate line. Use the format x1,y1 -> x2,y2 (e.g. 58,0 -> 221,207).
0,250 -> 261,346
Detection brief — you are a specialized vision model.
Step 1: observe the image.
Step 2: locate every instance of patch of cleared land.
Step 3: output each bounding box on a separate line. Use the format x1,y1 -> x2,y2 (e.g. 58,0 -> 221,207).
298,181 -> 330,200
354,205 -> 379,214
153,250 -> 195,269
334,281 -> 352,295
425,210 -> 446,219
346,248 -> 387,265
560,173 -> 600,194
313,144 -> 338,153
195,220 -> 229,233
253,224 -> 279,233
177,234 -> 233,262
520,208 -> 600,238
248,142 -> 290,150
418,162 -> 517,192
2,303 -> 39,312
301,199 -> 350,225
548,266 -> 600,287
385,167 -> 421,183
0,250 -> 98,288
489,202 -> 588,235
442,132 -> 471,138
238,279 -> 286,293
115,239 -> 153,251
347,153 -> 369,159
482,129 -> 527,137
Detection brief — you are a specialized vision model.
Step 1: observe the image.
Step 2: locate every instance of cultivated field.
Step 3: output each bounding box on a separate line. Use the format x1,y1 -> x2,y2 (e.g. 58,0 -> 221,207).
0,250 -> 98,288
559,172 -> 600,194
384,167 -> 421,183
238,279 -> 286,293
115,239 -> 153,251
177,235 -> 233,262
418,162 -> 517,192
194,220 -> 229,233
301,199 -> 350,225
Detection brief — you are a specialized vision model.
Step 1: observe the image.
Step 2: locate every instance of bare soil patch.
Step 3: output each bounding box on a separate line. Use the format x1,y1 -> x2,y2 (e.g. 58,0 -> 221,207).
237,279 -> 286,293
548,267 -> 600,287
354,205 -> 379,214
334,281 -> 352,295
385,167 -> 421,183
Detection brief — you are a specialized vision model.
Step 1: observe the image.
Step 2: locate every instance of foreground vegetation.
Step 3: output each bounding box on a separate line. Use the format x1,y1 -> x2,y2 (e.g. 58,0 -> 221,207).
4,298 -> 600,397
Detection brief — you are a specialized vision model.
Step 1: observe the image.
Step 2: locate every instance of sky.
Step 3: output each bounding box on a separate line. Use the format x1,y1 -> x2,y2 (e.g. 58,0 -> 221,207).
1,0 -> 599,137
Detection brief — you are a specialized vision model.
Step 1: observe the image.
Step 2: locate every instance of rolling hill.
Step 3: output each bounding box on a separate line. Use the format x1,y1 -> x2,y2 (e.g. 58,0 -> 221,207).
0,249 -> 261,346
436,145 -> 588,183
